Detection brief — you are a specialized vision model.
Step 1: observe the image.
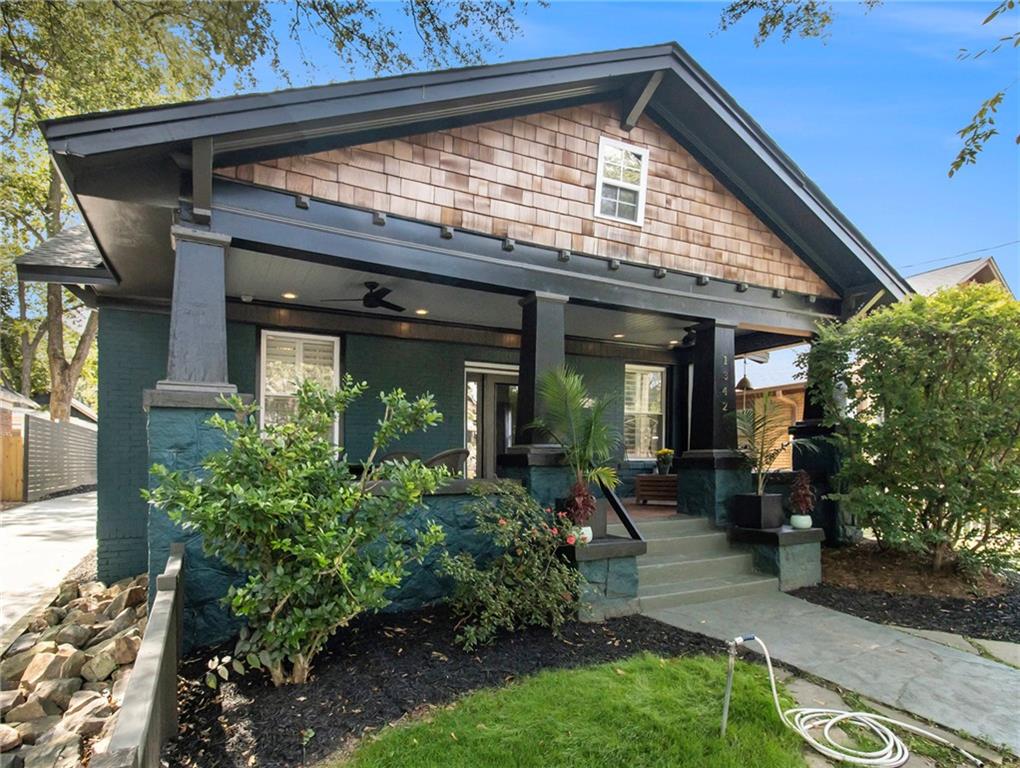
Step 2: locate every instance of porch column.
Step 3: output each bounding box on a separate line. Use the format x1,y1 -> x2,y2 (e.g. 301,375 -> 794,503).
147,225 -> 248,652
156,226 -> 235,394
498,291 -> 571,507
514,291 -> 567,444
675,321 -> 751,524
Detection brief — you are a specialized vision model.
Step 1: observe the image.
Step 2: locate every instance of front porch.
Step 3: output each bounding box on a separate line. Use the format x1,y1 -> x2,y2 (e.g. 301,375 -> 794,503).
127,191 -> 832,646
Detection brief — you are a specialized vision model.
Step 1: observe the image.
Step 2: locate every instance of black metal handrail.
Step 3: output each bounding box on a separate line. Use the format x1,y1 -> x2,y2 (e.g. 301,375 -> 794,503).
598,479 -> 644,542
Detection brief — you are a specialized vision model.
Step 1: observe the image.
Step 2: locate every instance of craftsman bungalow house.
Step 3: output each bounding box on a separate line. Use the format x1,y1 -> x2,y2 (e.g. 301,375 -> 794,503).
18,44 -> 910,643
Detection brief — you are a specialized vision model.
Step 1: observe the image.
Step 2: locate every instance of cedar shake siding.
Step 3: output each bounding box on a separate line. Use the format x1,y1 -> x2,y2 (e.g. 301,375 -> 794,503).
217,101 -> 837,298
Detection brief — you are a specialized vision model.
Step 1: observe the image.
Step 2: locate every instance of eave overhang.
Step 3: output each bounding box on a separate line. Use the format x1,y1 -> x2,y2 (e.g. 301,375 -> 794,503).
39,43 -> 912,302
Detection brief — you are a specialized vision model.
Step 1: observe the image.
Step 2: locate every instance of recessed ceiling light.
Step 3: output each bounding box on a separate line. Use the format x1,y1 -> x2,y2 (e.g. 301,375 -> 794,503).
612,333 -> 625,339
415,308 -> 429,316
281,291 -> 298,300
669,339 -> 681,345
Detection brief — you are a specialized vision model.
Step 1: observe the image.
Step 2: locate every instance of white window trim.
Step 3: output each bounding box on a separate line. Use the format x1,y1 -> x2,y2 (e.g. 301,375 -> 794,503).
259,329 -> 342,443
594,136 -> 649,227
624,363 -> 667,461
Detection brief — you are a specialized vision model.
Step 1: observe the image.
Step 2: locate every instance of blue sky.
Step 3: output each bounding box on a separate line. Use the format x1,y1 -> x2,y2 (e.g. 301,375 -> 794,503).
216,1 -> 1019,294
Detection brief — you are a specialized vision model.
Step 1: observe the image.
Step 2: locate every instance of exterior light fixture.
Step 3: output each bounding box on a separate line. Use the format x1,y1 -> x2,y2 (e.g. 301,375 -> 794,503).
669,339 -> 681,346
281,291 -> 298,300
415,308 -> 429,316
612,333 -> 625,339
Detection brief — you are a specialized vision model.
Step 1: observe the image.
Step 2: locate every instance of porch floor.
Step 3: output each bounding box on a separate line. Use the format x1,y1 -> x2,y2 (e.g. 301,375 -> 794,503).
620,498 -> 681,522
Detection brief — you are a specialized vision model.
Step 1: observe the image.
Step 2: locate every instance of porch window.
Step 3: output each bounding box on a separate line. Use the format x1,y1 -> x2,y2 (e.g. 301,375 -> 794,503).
594,137 -> 649,226
260,330 -> 341,439
624,364 -> 665,459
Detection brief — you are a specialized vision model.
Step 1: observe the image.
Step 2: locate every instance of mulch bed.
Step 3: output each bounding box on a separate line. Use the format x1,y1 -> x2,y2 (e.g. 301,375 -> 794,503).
164,607 -> 724,768
789,541 -> 1020,644
793,583 -> 1020,644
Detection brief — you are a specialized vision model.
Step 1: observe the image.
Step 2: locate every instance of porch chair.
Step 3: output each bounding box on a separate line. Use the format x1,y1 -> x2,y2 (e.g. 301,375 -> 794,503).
424,448 -> 470,474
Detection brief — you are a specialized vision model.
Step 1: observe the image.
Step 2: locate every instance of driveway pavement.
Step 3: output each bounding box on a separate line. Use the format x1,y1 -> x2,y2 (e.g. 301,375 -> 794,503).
650,591 -> 1020,755
0,492 -> 97,636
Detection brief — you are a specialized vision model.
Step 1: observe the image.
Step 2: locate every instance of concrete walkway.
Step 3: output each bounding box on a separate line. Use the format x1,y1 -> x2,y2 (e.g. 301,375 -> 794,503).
0,492 -> 96,636
650,592 -> 1020,755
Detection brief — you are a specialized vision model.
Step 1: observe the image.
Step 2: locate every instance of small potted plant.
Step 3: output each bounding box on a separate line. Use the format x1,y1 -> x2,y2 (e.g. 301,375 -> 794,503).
733,392 -> 789,529
655,448 -> 675,474
788,470 -> 815,529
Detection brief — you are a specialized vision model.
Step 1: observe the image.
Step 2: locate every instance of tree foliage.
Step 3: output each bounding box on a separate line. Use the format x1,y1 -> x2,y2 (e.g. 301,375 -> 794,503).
717,0 -> 1019,175
145,379 -> 449,684
1,0 -> 535,415
805,284 -> 1020,571
439,483 -> 583,650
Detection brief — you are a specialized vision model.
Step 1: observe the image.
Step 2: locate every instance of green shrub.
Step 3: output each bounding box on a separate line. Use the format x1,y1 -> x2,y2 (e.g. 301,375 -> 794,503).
145,378 -> 448,684
438,483 -> 584,650
805,283 -> 1020,571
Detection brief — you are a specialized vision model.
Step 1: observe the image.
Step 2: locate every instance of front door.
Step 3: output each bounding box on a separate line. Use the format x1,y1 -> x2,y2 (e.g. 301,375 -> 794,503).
465,365 -> 518,479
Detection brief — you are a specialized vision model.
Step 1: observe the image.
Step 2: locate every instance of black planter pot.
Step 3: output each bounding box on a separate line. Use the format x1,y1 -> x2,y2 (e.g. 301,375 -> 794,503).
732,493 -> 785,529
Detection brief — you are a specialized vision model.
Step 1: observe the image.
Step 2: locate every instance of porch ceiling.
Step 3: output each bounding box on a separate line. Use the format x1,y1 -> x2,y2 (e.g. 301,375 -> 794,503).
226,249 -> 695,349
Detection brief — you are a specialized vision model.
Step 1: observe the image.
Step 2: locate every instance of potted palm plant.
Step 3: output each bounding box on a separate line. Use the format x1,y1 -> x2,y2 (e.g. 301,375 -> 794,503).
788,470 -> 815,529
734,391 -> 789,529
531,367 -> 620,542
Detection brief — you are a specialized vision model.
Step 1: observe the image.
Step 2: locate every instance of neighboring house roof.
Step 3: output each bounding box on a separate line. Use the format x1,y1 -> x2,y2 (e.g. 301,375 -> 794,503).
907,256 -> 1012,297
31,393 -> 99,424
25,43 -> 910,302
0,386 -> 42,411
15,224 -> 113,286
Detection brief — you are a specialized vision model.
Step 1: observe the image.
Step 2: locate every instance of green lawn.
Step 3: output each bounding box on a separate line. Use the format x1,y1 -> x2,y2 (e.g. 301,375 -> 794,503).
325,653 -> 806,768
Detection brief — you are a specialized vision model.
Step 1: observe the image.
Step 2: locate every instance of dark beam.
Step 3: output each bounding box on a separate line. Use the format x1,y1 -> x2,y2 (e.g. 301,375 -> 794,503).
191,138 -> 213,225
210,179 -> 839,334
734,331 -> 808,356
621,70 -> 665,131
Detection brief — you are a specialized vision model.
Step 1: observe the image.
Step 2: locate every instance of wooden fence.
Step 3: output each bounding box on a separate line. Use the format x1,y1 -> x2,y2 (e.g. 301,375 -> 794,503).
23,414 -> 97,501
92,544 -> 184,768
1,433 -> 24,502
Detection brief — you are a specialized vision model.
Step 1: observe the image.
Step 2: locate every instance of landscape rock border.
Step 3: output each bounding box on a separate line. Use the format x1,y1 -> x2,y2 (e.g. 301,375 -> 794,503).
0,573 -> 148,767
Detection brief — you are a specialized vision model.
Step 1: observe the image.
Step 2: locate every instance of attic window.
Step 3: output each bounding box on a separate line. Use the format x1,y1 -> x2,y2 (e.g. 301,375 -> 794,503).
594,137 -> 648,226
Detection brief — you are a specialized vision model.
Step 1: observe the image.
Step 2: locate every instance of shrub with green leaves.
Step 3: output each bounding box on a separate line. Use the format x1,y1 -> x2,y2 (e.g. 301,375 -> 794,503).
145,378 -> 448,685
805,283 -> 1020,572
438,483 -> 584,650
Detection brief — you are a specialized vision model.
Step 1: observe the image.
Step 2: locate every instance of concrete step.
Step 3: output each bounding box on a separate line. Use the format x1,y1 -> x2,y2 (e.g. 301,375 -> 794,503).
638,573 -> 779,611
637,551 -> 754,586
642,530 -> 732,557
607,516 -> 713,538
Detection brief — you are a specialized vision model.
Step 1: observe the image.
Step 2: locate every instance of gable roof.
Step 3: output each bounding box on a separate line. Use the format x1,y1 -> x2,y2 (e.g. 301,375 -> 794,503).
907,257 -> 1012,297
33,43 -> 911,301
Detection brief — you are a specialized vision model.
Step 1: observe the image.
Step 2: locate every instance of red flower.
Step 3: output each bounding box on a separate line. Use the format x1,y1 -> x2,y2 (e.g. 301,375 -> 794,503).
551,527 -> 558,536
566,534 -> 577,545
557,511 -> 567,519
498,517 -> 507,526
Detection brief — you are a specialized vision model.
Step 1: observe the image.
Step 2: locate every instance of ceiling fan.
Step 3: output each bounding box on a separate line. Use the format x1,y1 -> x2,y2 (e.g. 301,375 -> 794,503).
321,281 -> 406,313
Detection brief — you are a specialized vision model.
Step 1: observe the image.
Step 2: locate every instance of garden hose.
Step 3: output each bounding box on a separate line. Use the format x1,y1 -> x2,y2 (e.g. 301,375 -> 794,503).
720,634 -> 984,768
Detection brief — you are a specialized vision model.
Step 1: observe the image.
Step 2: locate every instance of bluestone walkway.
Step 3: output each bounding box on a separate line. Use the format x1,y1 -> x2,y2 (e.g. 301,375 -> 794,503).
0,492 -> 96,636
650,592 -> 1020,755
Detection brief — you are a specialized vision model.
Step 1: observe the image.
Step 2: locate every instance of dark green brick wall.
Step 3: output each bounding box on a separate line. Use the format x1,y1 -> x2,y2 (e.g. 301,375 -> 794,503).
342,335 -> 518,461
96,308 -> 255,583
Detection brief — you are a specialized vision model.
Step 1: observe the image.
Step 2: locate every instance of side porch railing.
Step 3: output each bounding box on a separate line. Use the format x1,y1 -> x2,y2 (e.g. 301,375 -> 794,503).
93,543 -> 185,768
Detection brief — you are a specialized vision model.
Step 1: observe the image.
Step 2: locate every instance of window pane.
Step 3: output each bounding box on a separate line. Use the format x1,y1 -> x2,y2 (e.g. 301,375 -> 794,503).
301,339 -> 336,388
624,366 -> 666,458
264,336 -> 299,395
600,195 -> 617,217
